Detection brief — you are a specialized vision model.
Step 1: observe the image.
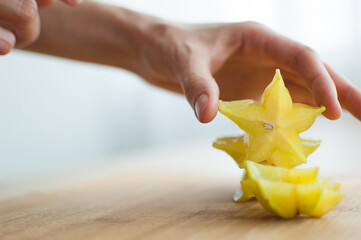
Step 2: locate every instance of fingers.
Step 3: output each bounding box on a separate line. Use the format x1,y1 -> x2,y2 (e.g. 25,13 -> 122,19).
0,26 -> 16,55
0,0 -> 40,48
283,80 -> 316,106
325,64 -> 361,121
0,0 -> 82,52
290,47 -> 341,120
258,29 -> 342,119
178,59 -> 220,123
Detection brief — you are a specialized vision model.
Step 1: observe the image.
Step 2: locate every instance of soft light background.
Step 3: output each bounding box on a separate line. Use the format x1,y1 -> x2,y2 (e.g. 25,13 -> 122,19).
1,0 -> 361,182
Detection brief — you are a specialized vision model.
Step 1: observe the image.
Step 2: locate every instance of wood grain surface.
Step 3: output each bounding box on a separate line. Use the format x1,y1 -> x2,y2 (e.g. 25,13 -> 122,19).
0,167 -> 360,240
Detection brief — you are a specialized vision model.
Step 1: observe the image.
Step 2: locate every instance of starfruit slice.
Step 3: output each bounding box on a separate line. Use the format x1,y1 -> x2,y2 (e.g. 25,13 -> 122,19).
235,160 -> 319,202
234,179 -> 256,202
213,135 -> 320,168
242,161 -> 343,218
218,69 -> 325,164
296,180 -> 343,217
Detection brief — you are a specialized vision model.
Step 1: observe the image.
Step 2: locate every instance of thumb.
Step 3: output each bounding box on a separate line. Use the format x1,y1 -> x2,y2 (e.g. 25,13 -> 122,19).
179,62 -> 219,123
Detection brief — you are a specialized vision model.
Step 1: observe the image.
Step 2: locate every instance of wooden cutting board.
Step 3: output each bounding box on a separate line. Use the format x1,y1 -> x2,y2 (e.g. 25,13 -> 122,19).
0,167 -> 360,240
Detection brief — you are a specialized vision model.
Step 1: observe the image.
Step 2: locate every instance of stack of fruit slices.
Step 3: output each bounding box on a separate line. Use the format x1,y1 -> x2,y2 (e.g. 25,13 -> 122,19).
213,69 -> 344,218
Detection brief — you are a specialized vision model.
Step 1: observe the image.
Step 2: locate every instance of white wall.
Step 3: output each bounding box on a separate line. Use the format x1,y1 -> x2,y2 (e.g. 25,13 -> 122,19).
0,0 -> 360,181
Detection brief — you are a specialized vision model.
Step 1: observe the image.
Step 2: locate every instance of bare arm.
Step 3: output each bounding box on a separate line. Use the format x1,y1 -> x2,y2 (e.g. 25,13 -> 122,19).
25,1 -> 157,74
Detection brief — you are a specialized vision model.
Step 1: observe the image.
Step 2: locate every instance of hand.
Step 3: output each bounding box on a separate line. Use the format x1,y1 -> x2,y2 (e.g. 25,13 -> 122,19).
0,0 -> 82,55
136,21 -> 361,123
21,3 -> 361,124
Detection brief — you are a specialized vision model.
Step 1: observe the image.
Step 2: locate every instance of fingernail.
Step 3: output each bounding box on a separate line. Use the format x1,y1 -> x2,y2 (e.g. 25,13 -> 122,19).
195,94 -> 208,120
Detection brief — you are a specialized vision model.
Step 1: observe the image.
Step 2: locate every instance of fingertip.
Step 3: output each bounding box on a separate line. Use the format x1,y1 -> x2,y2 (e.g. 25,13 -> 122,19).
179,60 -> 219,123
322,100 -> 342,120
195,93 -> 218,123
323,109 -> 342,120
0,28 -> 16,55
311,70 -> 342,120
325,63 -> 361,122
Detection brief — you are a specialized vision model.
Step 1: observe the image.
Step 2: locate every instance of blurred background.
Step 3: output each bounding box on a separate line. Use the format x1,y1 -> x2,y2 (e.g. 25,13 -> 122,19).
1,0 -> 361,182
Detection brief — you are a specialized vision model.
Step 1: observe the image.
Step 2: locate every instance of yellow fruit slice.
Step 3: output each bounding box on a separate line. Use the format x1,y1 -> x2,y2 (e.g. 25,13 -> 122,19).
270,139 -> 320,168
242,161 -> 343,218
237,163 -> 318,202
296,180 -> 344,216
257,179 -> 298,218
288,168 -> 319,184
246,160 -> 319,183
296,184 -> 323,215
316,179 -> 342,191
213,135 -> 320,168
234,179 -> 256,202
213,136 -> 247,166
308,190 -> 344,217
218,69 -> 325,164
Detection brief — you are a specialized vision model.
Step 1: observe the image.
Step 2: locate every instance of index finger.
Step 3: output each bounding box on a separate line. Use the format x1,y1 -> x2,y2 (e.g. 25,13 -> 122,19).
325,64 -> 361,121
262,30 -> 342,120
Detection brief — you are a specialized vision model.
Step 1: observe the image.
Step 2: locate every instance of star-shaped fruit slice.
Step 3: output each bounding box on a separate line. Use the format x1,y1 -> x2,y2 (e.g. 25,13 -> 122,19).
213,135 -> 320,168
241,161 -> 344,218
218,69 -> 325,164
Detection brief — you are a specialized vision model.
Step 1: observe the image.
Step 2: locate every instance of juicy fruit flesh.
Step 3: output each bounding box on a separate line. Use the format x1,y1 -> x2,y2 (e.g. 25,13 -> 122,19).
247,161 -> 319,184
213,135 -> 320,168
242,161 -> 344,218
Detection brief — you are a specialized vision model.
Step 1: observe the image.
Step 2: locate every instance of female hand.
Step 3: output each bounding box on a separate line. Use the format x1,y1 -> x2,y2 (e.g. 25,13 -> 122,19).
0,0 -> 82,54
137,21 -> 361,123
22,3 -> 361,124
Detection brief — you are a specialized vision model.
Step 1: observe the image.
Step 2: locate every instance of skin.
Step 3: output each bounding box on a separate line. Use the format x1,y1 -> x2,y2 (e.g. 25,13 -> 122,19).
0,0 -> 82,51
1,1 -> 361,123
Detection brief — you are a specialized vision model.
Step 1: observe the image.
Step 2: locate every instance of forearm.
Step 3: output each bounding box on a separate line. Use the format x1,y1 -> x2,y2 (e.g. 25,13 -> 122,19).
25,1 -> 160,74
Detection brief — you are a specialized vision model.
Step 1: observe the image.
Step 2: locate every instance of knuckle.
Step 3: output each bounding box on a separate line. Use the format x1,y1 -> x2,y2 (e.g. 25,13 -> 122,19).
303,45 -> 316,56
296,45 -> 317,61
240,21 -> 270,47
291,45 -> 318,69
216,24 -> 242,50
18,0 -> 38,23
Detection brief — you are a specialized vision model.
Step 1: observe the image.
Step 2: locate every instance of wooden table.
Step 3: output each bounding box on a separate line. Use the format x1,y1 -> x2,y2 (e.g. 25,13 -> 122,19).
1,115 -> 361,240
